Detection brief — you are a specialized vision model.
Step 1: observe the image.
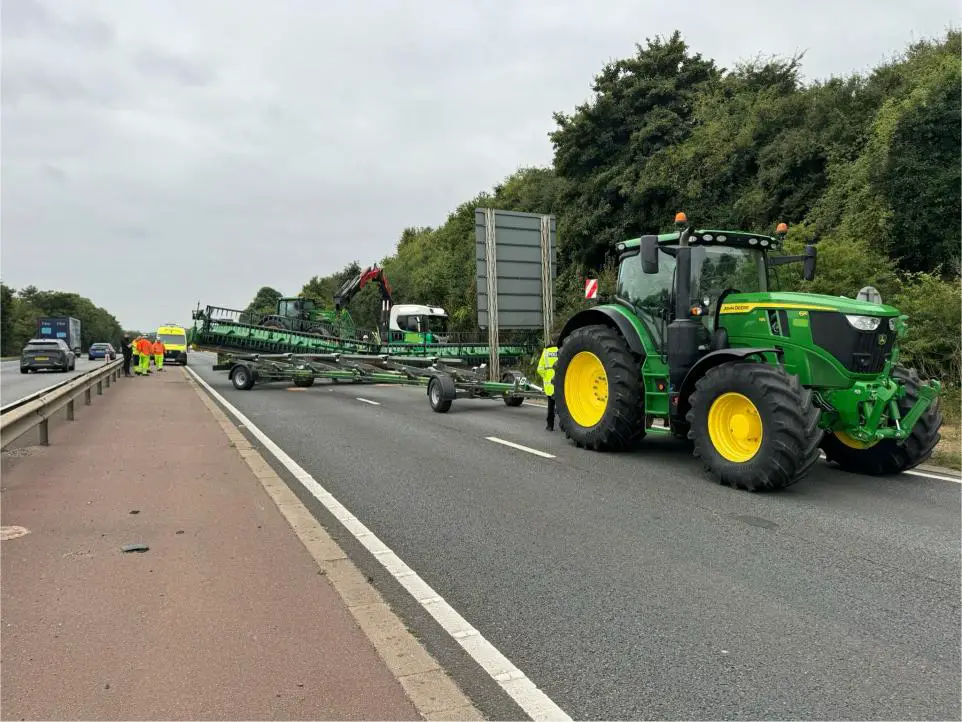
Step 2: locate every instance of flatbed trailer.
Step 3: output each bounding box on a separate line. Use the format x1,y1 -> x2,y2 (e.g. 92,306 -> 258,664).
210,351 -> 547,412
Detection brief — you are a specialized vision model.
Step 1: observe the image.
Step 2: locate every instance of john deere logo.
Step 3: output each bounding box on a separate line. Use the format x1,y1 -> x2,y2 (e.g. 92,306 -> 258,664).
878,334 -> 887,346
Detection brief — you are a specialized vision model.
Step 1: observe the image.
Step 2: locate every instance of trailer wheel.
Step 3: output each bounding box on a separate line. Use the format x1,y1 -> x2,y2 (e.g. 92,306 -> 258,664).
428,375 -> 455,413
501,371 -> 525,407
231,365 -> 255,391
293,375 -> 315,388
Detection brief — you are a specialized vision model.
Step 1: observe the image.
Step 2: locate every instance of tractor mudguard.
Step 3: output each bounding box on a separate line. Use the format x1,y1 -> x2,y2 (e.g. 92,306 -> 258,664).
558,308 -> 646,357
677,347 -> 780,414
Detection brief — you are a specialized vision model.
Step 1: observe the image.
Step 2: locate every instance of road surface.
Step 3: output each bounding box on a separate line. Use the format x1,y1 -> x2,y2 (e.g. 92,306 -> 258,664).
1,357 -> 112,407
186,352 -> 960,720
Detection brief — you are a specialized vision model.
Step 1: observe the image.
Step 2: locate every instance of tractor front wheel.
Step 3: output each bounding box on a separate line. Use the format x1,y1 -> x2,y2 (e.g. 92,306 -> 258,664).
555,325 -> 645,451
821,366 -> 943,476
686,362 -> 821,491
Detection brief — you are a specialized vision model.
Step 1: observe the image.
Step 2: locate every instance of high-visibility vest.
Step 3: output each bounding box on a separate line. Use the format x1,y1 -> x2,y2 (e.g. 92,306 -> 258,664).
153,341 -> 164,355
537,346 -> 559,396
137,339 -> 152,355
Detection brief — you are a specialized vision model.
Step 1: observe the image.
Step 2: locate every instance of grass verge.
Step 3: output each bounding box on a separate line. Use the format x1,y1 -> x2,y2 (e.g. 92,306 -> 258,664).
931,386 -> 960,471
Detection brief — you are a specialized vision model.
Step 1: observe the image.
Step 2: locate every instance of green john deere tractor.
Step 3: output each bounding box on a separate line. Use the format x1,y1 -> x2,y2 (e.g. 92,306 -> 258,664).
258,297 -> 357,339
553,213 -> 943,491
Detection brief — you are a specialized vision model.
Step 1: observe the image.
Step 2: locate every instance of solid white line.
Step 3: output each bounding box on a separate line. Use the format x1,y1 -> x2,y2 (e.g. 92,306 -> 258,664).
485,437 -> 557,459
184,366 -> 570,721
903,469 -> 962,484
356,397 -> 381,406
818,452 -> 960,484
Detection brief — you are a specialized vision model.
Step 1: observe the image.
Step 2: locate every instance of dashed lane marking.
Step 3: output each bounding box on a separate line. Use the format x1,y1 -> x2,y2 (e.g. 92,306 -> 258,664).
356,397 -> 381,406
184,365 -> 571,721
485,437 -> 556,459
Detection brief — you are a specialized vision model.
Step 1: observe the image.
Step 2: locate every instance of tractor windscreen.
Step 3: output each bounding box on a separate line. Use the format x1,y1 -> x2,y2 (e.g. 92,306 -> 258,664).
690,246 -> 767,302
618,244 -> 766,331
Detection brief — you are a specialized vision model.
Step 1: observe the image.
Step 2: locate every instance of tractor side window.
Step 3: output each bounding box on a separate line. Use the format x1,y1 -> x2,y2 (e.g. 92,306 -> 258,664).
278,300 -> 294,317
617,252 -> 676,352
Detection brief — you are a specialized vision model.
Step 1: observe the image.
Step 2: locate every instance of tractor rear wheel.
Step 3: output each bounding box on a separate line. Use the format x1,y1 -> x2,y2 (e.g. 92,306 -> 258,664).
309,322 -> 335,337
686,362 -> 821,491
555,325 -> 645,451
820,366 -> 943,475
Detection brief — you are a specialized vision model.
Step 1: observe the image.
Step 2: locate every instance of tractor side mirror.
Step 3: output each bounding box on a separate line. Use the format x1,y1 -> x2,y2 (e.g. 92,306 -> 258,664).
803,244 -> 817,281
641,235 -> 659,274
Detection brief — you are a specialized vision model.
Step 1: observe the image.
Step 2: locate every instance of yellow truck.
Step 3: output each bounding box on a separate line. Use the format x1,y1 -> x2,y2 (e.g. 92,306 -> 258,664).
156,324 -> 189,365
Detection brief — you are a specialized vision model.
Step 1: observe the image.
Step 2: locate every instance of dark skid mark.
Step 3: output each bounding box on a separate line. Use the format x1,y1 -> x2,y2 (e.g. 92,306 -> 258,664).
731,514 -> 779,530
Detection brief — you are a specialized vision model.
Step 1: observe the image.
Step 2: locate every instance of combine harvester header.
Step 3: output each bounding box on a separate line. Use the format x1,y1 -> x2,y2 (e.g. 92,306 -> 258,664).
188,264 -> 546,411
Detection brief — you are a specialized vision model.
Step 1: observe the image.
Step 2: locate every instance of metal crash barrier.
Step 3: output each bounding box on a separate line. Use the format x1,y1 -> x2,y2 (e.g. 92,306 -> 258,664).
0,359 -> 125,449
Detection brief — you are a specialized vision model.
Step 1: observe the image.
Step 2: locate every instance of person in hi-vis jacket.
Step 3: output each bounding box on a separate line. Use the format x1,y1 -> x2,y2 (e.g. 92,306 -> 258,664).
537,345 -> 559,431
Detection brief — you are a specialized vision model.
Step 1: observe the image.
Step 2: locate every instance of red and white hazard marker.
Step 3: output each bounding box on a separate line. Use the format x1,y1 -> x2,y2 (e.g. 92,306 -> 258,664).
584,278 -> 599,299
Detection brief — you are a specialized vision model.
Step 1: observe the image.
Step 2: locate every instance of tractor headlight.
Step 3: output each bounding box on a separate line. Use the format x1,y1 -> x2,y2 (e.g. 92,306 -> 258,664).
844,314 -> 882,331
888,318 -> 897,331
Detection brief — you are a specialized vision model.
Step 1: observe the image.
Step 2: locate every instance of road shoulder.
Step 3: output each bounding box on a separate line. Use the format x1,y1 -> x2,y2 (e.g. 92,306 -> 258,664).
0,364 -> 480,720
186,370 -> 484,721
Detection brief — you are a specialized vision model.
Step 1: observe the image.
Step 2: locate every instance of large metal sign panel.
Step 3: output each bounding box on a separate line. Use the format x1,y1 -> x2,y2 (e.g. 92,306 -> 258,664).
474,208 -> 556,331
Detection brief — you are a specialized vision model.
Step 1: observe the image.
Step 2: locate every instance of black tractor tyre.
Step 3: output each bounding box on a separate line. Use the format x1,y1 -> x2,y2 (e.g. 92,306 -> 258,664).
293,375 -> 315,388
686,362 -> 822,491
428,375 -> 456,413
260,317 -> 288,331
555,324 -> 645,451
501,371 -> 525,407
231,365 -> 255,391
820,366 -> 943,476
309,322 -> 336,337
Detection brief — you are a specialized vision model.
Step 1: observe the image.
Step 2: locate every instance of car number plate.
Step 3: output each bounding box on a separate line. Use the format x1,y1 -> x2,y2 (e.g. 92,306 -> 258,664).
35,356 -> 48,360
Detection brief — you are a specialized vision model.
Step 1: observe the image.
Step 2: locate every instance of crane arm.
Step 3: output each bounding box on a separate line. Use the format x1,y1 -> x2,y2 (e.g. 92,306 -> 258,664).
333,265 -> 393,312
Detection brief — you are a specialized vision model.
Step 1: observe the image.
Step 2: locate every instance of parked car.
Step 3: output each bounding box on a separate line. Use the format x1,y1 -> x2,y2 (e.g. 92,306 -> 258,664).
20,338 -> 76,373
88,342 -> 116,361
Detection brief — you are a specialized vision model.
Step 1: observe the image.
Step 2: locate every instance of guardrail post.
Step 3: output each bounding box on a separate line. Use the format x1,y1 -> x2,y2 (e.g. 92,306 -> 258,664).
105,375 -> 111,389
38,419 -> 49,445
66,399 -> 75,421
85,388 -> 92,405
97,380 -> 103,396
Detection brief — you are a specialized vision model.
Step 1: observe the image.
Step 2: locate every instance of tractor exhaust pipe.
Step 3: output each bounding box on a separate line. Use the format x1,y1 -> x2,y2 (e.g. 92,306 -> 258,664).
666,213 -> 701,412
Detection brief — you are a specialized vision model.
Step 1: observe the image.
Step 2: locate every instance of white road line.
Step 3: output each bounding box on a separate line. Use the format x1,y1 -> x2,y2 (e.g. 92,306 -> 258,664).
903,469 -> 962,484
356,397 -> 381,406
817,452 -> 960,484
184,366 -> 570,721
485,437 -> 557,459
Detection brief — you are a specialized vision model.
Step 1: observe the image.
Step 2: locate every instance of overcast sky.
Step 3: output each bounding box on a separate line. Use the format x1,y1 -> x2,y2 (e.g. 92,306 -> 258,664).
2,0 -> 957,331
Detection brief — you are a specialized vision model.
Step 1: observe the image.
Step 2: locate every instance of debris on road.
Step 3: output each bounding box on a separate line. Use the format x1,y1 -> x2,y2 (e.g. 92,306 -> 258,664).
121,543 -> 149,553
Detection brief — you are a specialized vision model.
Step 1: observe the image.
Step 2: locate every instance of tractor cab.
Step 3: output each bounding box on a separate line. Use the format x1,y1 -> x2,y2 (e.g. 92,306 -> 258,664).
614,219 -> 816,357
388,304 -> 450,344
277,297 -> 316,320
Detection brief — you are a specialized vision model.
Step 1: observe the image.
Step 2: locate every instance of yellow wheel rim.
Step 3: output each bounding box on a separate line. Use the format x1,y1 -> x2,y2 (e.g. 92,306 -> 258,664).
833,431 -> 879,449
564,351 -> 609,427
707,392 -> 763,462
